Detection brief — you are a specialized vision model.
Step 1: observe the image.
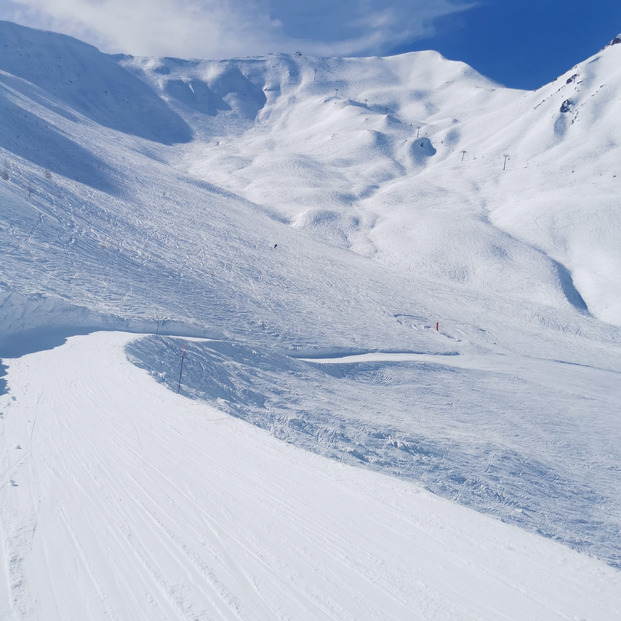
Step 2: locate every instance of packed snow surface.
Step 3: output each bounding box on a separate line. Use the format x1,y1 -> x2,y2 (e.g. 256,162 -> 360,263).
1,331 -> 621,620
1,21 -> 621,619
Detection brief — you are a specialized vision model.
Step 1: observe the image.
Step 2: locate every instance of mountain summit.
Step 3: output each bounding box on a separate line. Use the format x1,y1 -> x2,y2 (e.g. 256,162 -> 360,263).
604,33 -> 621,47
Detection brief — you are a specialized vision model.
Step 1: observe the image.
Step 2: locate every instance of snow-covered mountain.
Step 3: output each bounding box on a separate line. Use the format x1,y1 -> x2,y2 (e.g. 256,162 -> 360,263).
2,21 -> 621,336
1,20 -> 621,619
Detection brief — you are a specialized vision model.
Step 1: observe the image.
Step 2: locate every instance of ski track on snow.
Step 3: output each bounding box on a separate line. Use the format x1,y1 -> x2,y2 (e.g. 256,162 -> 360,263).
0,331 -> 620,620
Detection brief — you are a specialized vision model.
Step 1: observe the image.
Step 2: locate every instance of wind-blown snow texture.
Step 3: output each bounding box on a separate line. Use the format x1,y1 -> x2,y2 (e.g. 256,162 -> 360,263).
1,20 -> 621,617
128,333 -> 621,568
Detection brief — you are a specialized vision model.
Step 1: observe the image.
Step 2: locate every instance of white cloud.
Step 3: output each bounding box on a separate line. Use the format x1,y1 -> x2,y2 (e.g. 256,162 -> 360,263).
0,0 -> 472,59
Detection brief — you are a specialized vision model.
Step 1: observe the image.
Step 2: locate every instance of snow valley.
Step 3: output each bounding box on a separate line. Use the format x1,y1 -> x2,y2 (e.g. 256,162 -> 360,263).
1,20 -> 621,620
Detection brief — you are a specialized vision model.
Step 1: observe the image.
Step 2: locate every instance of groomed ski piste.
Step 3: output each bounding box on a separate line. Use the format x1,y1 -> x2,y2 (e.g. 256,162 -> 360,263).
2,331 -> 621,620
1,20 -> 621,619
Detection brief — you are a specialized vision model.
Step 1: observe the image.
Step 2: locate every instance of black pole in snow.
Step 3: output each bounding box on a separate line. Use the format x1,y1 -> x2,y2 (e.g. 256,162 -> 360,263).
177,342 -> 186,394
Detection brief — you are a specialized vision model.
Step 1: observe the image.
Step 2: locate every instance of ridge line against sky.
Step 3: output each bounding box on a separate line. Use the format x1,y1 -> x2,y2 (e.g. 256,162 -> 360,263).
0,0 -> 620,89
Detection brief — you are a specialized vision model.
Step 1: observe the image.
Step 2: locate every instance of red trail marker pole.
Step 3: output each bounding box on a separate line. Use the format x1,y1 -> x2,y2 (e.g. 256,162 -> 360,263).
435,322 -> 439,331
177,342 -> 186,394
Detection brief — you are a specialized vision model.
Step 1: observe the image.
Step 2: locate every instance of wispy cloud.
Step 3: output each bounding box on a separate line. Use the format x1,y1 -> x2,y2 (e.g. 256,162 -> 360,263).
0,0 -> 472,59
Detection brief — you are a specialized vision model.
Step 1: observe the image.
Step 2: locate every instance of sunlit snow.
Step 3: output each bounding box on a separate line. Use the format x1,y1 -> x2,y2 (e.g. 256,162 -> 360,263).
1,21 -> 621,619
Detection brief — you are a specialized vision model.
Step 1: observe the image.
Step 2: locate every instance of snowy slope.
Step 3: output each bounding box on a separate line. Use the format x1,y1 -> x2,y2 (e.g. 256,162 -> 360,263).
1,331 -> 620,620
123,40 -> 621,321
1,20 -> 621,618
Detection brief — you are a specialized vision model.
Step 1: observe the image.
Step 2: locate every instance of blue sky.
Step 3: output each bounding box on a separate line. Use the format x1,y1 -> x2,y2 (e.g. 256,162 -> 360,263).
399,0 -> 621,89
1,0 -> 619,90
